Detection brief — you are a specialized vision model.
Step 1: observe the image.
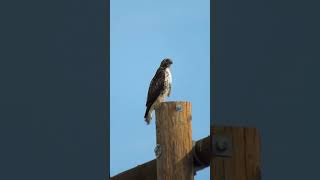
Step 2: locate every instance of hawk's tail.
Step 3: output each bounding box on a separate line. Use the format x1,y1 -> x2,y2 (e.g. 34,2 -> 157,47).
144,106 -> 151,125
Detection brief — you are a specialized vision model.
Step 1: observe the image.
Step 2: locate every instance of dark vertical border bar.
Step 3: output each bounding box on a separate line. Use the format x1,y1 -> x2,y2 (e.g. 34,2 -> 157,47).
210,0 -> 216,178
210,0 -> 217,126
104,0 -> 110,179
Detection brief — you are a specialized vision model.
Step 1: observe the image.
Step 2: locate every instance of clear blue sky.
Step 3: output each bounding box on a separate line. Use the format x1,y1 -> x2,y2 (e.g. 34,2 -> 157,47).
110,0 -> 210,179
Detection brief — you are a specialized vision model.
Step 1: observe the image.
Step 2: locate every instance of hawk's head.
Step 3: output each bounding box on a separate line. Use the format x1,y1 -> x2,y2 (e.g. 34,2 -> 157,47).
160,58 -> 173,68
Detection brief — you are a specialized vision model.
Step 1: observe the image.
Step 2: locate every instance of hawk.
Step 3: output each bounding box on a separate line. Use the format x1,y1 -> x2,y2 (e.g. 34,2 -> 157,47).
144,58 -> 173,124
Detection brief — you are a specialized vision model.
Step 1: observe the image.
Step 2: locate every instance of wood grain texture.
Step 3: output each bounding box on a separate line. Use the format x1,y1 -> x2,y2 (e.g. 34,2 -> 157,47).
155,101 -> 193,180
210,126 -> 261,180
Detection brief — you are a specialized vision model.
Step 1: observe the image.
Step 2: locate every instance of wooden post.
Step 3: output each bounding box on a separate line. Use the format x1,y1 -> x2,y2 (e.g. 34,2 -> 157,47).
210,126 -> 261,180
110,136 -> 211,180
155,101 -> 193,180
110,160 -> 157,180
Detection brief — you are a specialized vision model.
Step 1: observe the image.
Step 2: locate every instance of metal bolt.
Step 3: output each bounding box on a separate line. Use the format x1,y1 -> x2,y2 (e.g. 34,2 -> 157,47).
154,144 -> 162,158
216,138 -> 228,152
176,104 -> 183,112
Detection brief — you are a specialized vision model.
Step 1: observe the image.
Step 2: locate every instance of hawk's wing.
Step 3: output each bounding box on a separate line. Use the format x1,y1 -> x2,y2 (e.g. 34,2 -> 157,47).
146,68 -> 165,108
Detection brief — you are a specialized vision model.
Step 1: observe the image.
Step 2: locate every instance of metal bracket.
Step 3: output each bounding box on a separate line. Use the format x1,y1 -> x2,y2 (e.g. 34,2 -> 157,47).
192,140 -> 208,175
212,135 -> 232,157
154,144 -> 162,158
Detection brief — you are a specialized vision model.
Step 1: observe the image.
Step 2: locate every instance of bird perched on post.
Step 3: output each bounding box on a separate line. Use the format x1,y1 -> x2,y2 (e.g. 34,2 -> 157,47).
144,58 -> 173,125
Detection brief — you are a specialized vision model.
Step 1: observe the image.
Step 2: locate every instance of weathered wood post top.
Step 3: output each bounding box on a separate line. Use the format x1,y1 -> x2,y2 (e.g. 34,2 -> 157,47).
155,101 -> 193,180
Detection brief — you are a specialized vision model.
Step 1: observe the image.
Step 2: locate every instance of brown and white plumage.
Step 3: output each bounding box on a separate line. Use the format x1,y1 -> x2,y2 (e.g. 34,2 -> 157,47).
144,58 -> 173,125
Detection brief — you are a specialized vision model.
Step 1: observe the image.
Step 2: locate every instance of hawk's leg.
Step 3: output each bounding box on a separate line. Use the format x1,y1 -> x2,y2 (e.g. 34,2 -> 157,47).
154,96 -> 166,111
154,103 -> 161,110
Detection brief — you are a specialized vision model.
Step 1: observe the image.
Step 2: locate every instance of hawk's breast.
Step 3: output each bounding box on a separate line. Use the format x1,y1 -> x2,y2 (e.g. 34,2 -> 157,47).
166,68 -> 172,84
163,68 -> 172,97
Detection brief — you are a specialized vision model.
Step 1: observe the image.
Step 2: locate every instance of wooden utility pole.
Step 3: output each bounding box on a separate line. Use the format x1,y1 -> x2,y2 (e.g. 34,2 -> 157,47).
110,103 -> 262,180
155,101 -> 193,180
111,125 -> 261,180
210,126 -> 261,180
110,136 -> 210,180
